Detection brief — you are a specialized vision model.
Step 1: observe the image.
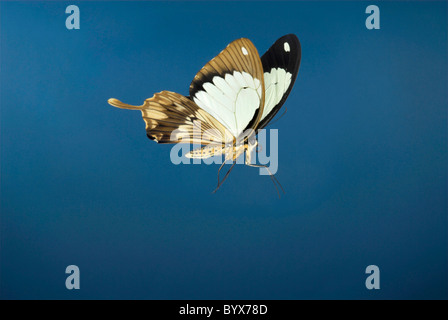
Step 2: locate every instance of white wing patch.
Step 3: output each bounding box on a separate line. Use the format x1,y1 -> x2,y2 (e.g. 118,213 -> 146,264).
193,71 -> 262,138
261,68 -> 292,121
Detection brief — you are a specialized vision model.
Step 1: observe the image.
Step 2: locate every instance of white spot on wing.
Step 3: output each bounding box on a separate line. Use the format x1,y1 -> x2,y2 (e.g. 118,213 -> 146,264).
241,47 -> 248,55
284,42 -> 290,52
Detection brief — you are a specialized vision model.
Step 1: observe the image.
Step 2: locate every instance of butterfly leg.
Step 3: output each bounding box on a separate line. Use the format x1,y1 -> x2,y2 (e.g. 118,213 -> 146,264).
246,163 -> 285,198
213,160 -> 236,194
214,161 -> 227,192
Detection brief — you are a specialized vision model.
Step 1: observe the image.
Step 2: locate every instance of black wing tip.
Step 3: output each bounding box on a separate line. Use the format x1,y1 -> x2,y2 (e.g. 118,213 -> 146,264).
261,33 -> 301,72
257,34 -> 302,130
273,34 -> 301,57
278,34 -> 301,53
279,33 -> 300,43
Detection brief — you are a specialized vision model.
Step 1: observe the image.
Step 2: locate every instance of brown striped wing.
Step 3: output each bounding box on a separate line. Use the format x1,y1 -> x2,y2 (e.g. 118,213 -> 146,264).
108,91 -> 227,145
189,38 -> 266,139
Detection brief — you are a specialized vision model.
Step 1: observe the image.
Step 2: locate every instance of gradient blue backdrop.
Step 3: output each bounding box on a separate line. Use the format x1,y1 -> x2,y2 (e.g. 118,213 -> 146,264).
1,1 -> 447,299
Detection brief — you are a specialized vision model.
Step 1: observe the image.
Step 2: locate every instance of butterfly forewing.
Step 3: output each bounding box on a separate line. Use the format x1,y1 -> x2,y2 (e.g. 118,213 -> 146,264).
258,34 -> 301,129
189,38 -> 266,140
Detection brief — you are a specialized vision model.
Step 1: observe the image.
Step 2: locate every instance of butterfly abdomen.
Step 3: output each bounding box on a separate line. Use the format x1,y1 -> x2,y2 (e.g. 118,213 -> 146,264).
186,145 -> 226,159
186,144 -> 247,162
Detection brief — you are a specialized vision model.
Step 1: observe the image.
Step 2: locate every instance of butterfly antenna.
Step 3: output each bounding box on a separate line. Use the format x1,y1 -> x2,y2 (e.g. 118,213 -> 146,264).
247,163 -> 285,198
214,161 -> 227,193
213,161 -> 236,193
266,106 -> 288,127
267,167 -> 285,194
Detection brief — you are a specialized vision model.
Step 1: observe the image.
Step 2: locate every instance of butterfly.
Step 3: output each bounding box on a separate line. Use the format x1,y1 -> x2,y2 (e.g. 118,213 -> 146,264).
108,34 -> 301,195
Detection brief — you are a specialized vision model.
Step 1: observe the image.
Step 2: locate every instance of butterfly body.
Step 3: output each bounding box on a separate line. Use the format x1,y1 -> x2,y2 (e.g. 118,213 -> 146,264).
186,138 -> 258,164
109,34 -> 301,192
186,143 -> 246,160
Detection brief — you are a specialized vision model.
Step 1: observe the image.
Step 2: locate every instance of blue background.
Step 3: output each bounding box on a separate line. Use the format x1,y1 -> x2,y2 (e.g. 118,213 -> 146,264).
1,1 -> 447,299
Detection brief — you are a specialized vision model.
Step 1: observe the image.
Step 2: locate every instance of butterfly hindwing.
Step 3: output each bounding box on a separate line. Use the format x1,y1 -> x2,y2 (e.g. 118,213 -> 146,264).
189,38 -> 265,139
108,91 -> 226,144
258,34 -> 301,129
